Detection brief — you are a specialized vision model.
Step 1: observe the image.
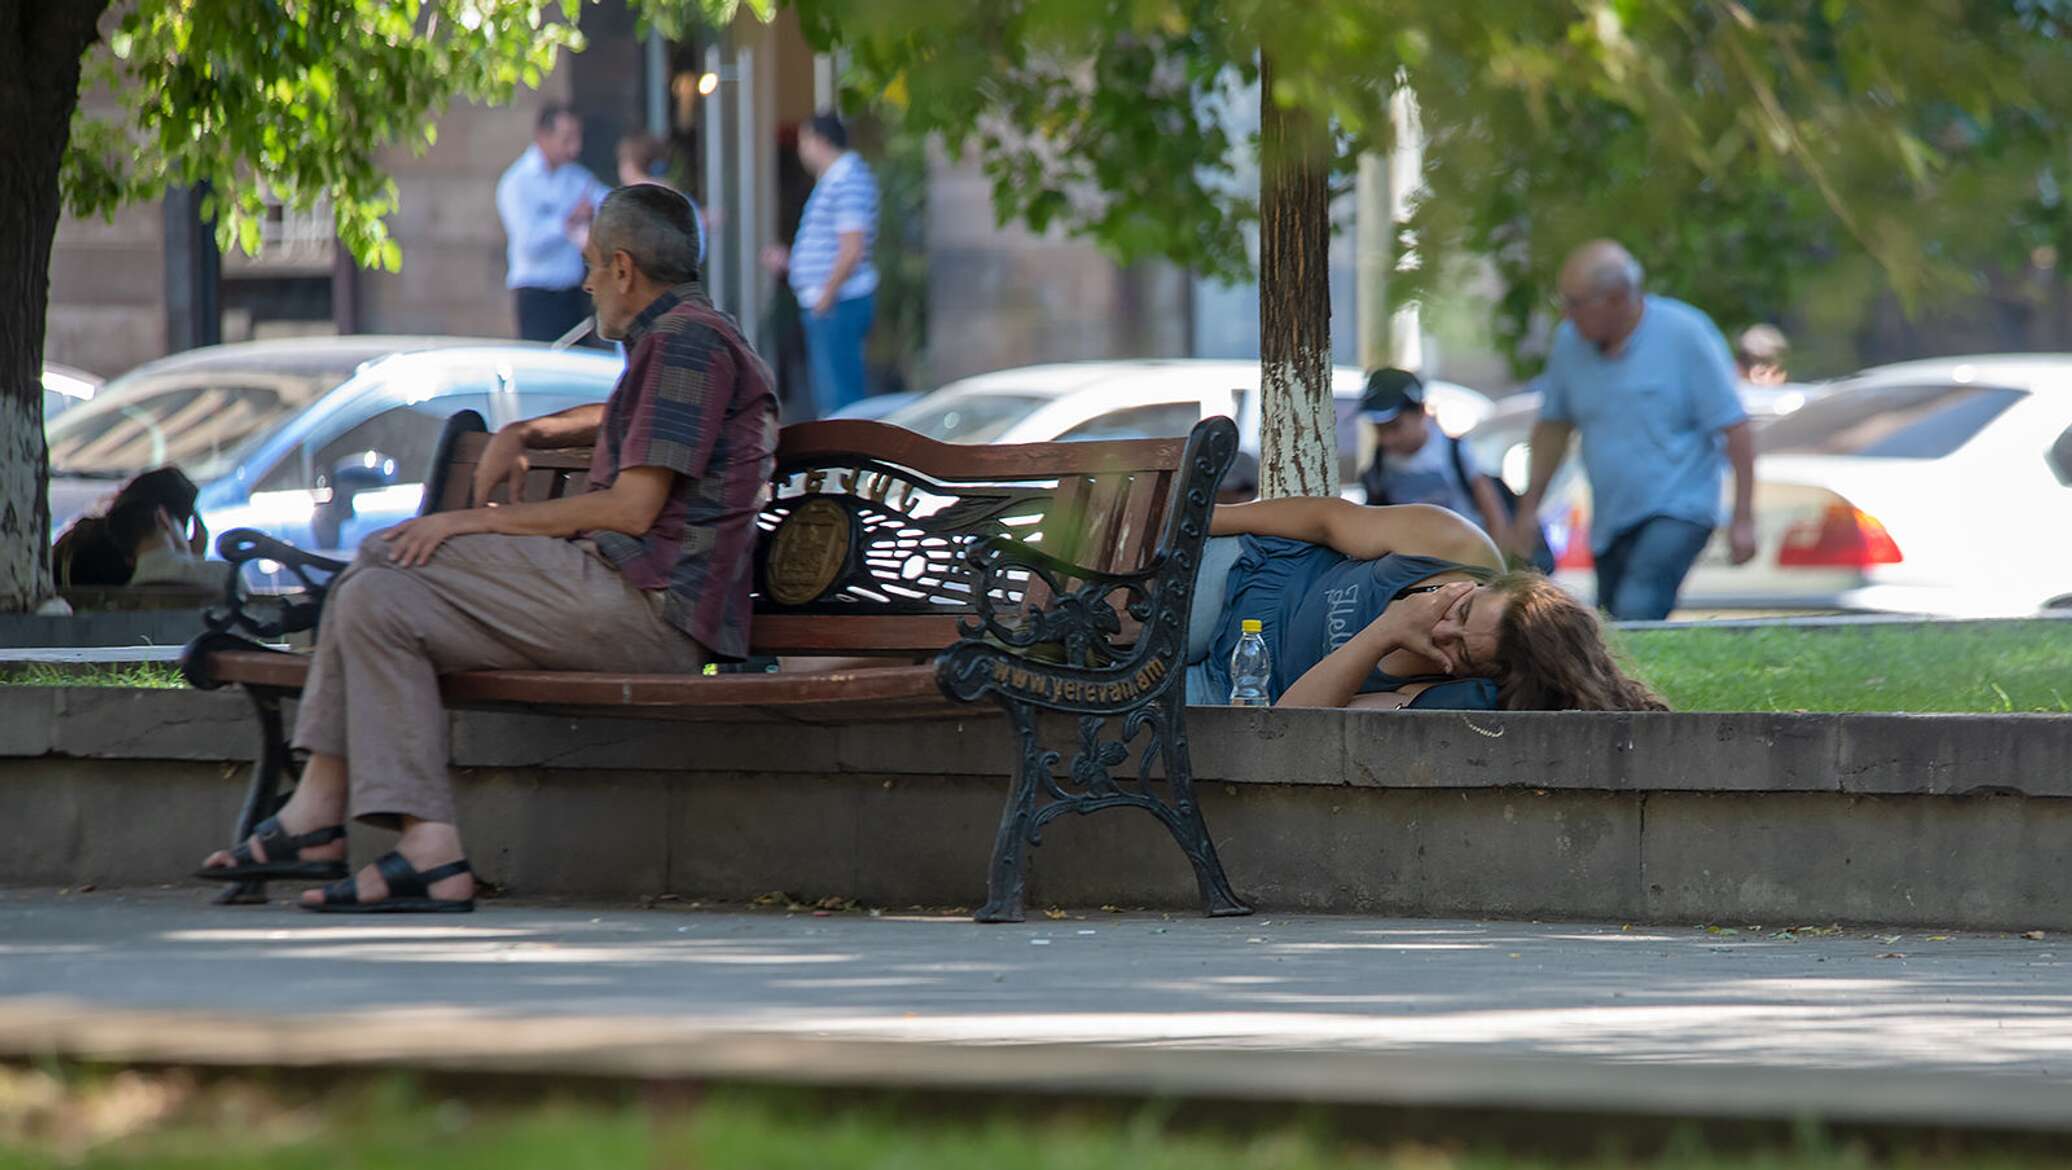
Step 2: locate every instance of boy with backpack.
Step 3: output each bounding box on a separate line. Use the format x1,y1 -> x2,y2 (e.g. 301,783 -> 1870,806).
1356,367 -> 1554,572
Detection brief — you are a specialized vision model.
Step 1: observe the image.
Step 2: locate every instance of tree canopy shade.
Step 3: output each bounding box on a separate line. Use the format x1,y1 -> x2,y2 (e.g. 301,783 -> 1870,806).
680,0 -> 2072,491
771,0 -> 2072,359
0,0 -> 591,610
5,0 -> 2070,604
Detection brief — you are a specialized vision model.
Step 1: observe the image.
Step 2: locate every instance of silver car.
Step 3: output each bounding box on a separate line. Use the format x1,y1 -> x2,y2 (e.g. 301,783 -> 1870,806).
46,338 -> 623,570
879,359 -> 1495,493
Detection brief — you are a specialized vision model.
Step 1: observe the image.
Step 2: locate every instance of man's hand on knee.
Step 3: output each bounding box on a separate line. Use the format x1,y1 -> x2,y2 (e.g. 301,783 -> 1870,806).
378,511 -> 486,568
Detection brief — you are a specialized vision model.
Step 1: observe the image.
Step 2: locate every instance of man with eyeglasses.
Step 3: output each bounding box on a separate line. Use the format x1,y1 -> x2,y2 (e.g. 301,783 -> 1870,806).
1504,240 -> 1757,620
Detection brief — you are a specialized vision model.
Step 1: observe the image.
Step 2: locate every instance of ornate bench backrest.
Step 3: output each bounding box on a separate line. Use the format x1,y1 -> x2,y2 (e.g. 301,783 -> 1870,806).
423,412 -> 1230,660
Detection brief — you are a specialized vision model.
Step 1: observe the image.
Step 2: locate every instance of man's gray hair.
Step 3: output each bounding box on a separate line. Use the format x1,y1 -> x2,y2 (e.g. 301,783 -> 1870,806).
1587,250 -> 1645,296
591,184 -> 700,285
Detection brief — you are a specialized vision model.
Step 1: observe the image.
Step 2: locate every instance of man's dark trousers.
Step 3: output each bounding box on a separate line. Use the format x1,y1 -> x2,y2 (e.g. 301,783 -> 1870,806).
1593,515 -> 1713,621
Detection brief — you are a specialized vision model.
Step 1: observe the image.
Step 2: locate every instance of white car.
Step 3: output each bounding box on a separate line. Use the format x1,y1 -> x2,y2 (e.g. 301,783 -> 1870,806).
1550,356 -> 2072,616
878,359 -> 1494,492
41,363 -> 102,424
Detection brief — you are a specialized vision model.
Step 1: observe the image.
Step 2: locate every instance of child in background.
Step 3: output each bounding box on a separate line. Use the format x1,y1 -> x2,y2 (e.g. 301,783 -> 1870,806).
1355,368 -> 1510,546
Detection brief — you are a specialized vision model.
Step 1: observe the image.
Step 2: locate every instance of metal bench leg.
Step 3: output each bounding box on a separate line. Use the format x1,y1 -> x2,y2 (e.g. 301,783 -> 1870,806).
1157,714 -> 1250,917
214,686 -> 298,906
976,706 -> 1044,923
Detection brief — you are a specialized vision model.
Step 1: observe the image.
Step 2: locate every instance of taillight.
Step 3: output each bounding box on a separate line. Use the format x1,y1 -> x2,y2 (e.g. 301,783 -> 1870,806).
1554,502 -> 1593,570
1777,502 -> 1902,568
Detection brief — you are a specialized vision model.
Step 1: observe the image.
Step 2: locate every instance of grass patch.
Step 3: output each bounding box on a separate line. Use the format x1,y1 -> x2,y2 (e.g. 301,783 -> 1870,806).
0,1065 -> 2057,1170
5,621 -> 2071,715
2,663 -> 184,689
1618,621 -> 2072,714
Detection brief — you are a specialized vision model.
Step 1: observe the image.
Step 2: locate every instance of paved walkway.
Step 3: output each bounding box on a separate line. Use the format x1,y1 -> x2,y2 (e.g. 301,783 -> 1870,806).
4,888 -> 2067,1076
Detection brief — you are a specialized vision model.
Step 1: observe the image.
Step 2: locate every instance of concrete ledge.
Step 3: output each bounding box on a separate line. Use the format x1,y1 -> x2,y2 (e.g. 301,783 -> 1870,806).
4,687 -> 2071,928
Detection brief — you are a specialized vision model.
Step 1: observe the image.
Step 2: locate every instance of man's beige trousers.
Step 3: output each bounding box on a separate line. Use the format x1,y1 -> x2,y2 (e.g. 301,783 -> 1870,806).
292,533 -> 706,827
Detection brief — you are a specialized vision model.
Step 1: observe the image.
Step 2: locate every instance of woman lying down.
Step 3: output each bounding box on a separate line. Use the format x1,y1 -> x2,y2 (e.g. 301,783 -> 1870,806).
1190,497 -> 1664,711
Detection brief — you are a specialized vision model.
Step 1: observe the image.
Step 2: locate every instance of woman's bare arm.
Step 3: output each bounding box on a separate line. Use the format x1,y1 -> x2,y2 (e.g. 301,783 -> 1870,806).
1210,497 -> 1502,571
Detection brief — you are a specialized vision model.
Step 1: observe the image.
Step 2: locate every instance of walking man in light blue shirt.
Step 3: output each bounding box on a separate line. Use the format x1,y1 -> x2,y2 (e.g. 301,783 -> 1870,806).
496,105 -> 609,342
1507,240 -> 1758,620
763,112 -> 878,417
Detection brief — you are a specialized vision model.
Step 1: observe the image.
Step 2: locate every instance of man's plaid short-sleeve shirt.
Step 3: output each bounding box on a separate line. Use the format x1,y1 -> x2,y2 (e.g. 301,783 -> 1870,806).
584,283 -> 778,660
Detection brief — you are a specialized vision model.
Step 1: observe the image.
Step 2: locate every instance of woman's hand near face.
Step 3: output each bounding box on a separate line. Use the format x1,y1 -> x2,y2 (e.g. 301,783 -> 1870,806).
1370,581 -> 1473,675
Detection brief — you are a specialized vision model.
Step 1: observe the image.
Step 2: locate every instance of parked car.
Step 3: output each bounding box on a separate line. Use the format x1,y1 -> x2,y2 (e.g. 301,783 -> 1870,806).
1541,357 -> 2072,616
825,390 -> 925,422
877,360 -> 1495,492
45,338 -> 623,578
41,363 -> 102,425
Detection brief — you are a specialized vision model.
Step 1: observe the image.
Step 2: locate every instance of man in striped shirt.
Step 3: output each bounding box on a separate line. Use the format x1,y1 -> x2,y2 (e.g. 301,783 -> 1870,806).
768,112 -> 879,418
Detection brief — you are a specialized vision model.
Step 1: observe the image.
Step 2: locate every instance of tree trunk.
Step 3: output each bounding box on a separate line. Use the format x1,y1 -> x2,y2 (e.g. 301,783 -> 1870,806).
1256,53 -> 1337,500
0,3 -> 107,611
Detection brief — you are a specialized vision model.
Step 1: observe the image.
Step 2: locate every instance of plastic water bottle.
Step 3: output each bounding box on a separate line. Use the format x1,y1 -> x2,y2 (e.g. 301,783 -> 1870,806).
1229,619 -> 1271,707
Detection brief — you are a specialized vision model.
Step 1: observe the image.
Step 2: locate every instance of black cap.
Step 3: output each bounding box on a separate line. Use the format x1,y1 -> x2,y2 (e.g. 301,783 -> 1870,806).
1358,368 -> 1424,423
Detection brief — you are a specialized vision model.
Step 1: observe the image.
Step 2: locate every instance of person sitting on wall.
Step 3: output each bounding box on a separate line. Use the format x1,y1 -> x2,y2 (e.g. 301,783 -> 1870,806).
53,466 -> 230,591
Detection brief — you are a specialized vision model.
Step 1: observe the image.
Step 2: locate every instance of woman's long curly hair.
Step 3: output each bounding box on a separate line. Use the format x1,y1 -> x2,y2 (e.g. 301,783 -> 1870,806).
1485,572 -> 1667,712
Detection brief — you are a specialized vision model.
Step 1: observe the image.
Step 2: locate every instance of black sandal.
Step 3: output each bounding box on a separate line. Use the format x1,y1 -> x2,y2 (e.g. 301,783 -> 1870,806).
195,816 -> 348,882
303,851 -> 475,914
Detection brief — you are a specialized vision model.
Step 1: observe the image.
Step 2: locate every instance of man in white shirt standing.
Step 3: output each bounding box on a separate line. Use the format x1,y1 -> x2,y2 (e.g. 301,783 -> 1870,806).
763,112 -> 879,418
496,105 -> 609,342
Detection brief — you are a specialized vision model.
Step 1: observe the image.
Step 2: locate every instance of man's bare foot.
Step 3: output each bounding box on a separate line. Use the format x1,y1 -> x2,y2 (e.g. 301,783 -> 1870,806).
300,821 -> 473,907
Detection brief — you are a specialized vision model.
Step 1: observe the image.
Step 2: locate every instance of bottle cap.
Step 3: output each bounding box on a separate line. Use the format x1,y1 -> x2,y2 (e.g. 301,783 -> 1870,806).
1241,619 -> 1262,633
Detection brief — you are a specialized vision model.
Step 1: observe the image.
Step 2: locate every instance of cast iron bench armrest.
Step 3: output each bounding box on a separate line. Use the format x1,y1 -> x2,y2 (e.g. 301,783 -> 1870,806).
180,529 -> 351,689
953,535 -> 1166,670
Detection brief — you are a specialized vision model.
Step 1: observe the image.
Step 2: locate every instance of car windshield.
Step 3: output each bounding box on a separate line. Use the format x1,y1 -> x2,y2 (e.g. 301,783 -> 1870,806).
1759,383 -> 2025,460
47,368 -> 353,480
882,392 -> 1052,444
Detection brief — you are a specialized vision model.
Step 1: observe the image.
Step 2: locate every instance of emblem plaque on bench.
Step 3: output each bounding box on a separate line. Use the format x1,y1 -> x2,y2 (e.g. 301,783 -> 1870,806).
765,496 -> 854,606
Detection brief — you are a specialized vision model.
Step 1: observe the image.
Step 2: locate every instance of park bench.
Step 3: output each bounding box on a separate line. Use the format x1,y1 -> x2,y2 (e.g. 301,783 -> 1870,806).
181,411 -> 1248,923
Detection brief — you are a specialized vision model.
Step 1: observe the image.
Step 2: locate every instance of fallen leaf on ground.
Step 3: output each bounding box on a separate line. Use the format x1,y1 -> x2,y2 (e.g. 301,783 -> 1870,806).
1042,908 -> 1068,920
1926,935 -> 1951,942
2023,930 -> 2047,940
1876,952 -> 1906,960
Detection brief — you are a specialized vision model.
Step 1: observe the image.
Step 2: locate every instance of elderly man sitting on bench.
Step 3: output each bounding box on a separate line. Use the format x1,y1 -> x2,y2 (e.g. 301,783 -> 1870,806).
197,184 -> 779,913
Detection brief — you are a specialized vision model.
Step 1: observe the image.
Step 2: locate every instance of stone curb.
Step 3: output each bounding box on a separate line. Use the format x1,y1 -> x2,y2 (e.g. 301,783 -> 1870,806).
7,687 -> 2070,800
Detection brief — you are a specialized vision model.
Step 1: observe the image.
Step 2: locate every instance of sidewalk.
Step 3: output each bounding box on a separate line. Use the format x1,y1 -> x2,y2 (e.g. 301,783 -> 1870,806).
1,889 -> 2067,1133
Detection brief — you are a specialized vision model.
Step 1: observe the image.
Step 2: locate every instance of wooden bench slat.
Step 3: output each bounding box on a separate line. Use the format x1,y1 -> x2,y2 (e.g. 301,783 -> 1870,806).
776,420 -> 1186,479
1113,472 -> 1164,573
746,613 -> 964,655
207,650 -> 960,721
1079,474 -> 1130,575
